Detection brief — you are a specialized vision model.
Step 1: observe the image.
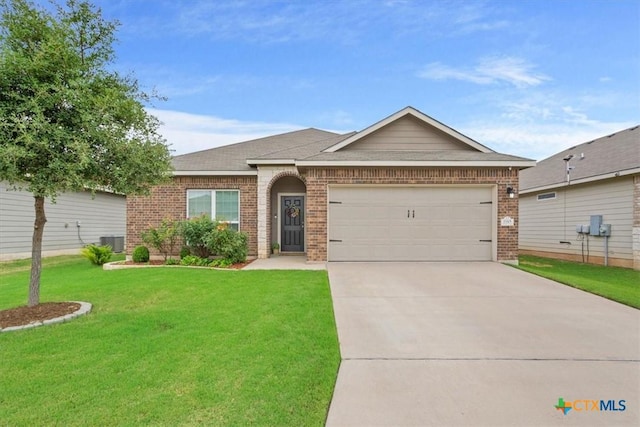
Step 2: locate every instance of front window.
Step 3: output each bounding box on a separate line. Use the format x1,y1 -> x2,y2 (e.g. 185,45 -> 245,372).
187,190 -> 240,230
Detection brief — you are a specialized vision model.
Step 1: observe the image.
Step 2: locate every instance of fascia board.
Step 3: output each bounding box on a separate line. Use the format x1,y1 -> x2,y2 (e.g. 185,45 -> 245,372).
173,170 -> 258,176
295,160 -> 537,168
519,167 -> 640,194
246,159 -> 296,165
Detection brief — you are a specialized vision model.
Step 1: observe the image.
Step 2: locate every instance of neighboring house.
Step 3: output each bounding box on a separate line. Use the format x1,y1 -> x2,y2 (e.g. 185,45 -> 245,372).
127,107 -> 535,263
519,126 -> 640,270
0,182 -> 126,261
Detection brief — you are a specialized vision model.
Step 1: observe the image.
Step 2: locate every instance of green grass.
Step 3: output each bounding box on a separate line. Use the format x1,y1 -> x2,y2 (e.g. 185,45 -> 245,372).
517,255 -> 640,309
0,256 -> 341,426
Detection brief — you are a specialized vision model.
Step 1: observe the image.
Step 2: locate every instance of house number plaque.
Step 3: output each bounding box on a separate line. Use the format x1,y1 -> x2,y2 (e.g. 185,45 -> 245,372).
501,216 -> 515,227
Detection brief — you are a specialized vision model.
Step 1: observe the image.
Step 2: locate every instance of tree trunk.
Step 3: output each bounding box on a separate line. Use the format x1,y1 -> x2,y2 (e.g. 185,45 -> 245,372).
28,196 -> 47,307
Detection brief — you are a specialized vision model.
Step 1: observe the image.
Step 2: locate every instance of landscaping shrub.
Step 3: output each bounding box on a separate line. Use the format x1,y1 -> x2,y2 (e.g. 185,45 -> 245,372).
180,216 -> 217,258
132,245 -> 150,263
206,226 -> 248,264
81,244 -> 113,265
210,258 -> 233,268
165,258 -> 180,265
179,246 -> 190,259
180,255 -> 210,267
141,218 -> 179,261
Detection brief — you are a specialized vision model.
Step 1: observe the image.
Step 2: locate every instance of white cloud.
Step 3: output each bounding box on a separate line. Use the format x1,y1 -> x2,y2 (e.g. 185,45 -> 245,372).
463,113 -> 634,160
147,109 -> 303,155
419,57 -> 550,88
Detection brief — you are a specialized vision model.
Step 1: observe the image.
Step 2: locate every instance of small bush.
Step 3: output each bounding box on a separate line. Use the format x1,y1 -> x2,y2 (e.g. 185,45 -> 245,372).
81,244 -> 113,266
165,258 -> 180,266
141,218 -> 180,261
179,246 -> 190,259
132,245 -> 150,263
180,255 -> 210,267
205,225 -> 248,264
210,258 -> 233,268
181,216 -> 217,258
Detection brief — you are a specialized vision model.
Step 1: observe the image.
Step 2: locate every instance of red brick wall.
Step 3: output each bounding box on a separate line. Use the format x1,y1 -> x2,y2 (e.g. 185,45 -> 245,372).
301,167 -> 519,262
126,176 -> 258,257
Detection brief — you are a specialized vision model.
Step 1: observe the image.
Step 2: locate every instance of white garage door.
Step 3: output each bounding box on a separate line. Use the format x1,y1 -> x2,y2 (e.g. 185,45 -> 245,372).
328,186 -> 494,261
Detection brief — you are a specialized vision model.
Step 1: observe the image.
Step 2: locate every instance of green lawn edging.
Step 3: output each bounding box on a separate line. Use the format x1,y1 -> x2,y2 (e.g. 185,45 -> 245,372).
516,255 -> 640,309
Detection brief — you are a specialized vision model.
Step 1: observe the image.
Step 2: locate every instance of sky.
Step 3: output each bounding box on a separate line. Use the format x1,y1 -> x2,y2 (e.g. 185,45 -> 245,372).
72,1 -> 640,159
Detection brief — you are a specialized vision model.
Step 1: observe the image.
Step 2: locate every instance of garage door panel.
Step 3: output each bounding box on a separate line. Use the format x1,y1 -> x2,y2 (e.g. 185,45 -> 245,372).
328,186 -> 494,262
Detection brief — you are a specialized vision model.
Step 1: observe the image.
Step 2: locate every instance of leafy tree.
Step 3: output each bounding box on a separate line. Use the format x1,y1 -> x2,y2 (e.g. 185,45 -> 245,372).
0,0 -> 172,306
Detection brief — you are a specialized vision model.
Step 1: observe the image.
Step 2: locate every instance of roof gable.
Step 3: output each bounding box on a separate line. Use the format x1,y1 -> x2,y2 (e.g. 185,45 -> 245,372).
324,106 -> 492,153
520,125 -> 640,192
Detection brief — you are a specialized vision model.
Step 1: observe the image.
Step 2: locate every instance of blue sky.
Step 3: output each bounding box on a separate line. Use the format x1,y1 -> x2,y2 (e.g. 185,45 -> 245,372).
87,0 -> 638,159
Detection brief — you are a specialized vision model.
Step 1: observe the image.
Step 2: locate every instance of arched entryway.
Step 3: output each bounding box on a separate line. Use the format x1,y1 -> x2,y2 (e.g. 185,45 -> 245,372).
269,175 -> 306,254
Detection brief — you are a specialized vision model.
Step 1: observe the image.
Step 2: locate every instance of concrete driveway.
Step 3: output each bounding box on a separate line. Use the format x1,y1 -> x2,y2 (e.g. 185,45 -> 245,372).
325,262 -> 640,426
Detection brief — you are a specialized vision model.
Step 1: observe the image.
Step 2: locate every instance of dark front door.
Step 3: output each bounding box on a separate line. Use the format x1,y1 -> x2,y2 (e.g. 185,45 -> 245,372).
281,195 -> 304,252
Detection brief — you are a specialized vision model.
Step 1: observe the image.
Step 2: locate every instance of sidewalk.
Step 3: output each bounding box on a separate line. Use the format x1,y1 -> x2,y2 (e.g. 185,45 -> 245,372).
242,255 -> 326,270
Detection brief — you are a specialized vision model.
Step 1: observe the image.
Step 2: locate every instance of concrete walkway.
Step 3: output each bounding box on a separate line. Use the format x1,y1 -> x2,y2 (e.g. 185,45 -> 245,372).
326,262 -> 640,426
242,255 -> 326,270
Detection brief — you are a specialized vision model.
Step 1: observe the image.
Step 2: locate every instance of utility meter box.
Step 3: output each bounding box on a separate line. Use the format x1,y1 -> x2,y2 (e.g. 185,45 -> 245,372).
575,224 -> 590,234
599,224 -> 611,237
589,215 -> 602,236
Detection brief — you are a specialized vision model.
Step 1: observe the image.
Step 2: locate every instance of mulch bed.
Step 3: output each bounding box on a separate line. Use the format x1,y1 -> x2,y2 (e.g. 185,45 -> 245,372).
0,302 -> 80,329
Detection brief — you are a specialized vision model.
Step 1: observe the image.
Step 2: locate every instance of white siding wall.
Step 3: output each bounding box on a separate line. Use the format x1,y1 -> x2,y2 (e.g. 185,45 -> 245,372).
0,182 -> 126,260
519,178 -> 634,262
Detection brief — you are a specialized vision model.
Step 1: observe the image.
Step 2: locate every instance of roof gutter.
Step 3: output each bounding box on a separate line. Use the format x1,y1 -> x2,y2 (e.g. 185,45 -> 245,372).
519,167 -> 640,194
295,160 -> 537,168
246,159 -> 296,166
173,170 -> 258,176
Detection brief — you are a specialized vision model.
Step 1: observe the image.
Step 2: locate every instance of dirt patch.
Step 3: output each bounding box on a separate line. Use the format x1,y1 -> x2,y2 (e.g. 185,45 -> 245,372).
0,302 -> 81,329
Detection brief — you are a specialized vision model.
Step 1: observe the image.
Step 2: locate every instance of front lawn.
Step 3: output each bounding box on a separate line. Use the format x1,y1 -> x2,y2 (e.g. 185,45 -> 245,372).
0,257 -> 340,426
517,255 -> 640,309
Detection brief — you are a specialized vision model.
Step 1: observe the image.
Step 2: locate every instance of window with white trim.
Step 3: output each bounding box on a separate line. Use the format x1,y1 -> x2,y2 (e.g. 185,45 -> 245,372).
187,190 -> 240,230
537,192 -> 556,201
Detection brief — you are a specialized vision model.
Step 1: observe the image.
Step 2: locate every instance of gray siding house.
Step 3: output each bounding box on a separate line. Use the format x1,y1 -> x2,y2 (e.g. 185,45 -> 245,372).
0,182 -> 126,261
519,126 -> 640,270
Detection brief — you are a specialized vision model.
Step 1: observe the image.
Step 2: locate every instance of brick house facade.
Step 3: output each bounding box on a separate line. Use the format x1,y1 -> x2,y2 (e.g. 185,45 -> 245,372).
127,176 -> 258,256
126,107 -> 534,263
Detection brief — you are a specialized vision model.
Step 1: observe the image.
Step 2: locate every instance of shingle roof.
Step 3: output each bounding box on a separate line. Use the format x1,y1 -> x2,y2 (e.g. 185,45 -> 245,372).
520,126 -> 640,191
247,132 -> 355,161
171,107 -> 537,174
171,128 -> 341,171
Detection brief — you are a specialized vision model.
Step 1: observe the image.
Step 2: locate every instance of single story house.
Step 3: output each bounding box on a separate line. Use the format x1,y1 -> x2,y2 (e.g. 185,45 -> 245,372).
519,126 -> 640,270
0,182 -> 126,261
127,107 -> 535,263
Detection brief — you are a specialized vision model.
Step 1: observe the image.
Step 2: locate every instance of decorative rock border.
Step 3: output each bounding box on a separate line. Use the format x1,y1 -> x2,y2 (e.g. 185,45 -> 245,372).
0,301 -> 92,333
103,261 -> 252,271
103,261 -> 171,270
